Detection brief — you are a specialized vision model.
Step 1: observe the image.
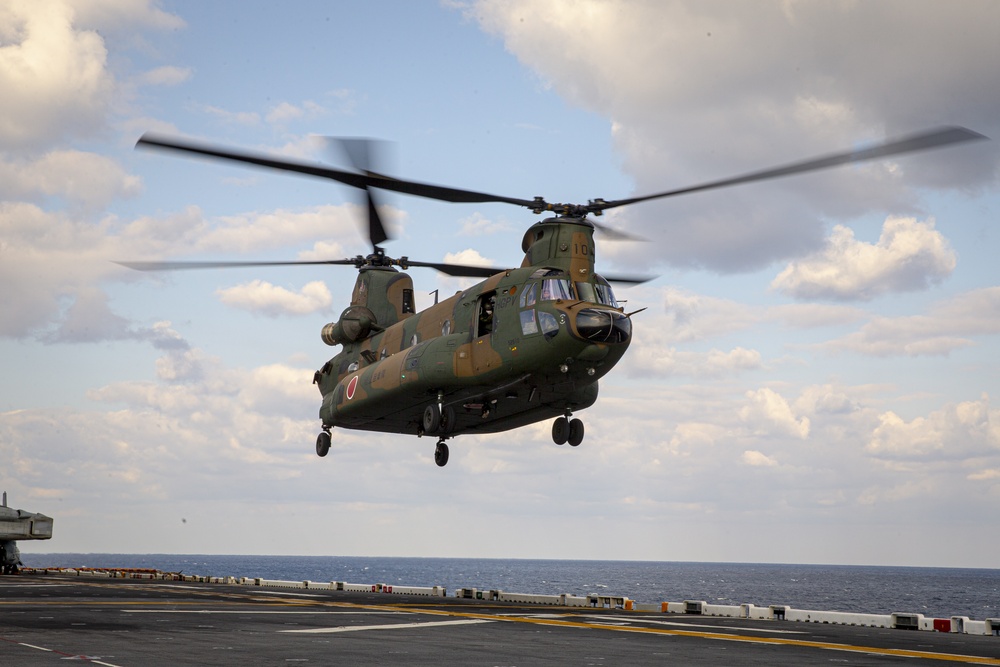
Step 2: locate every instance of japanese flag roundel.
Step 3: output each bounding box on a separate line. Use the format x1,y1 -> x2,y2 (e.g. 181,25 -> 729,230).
346,375 -> 359,400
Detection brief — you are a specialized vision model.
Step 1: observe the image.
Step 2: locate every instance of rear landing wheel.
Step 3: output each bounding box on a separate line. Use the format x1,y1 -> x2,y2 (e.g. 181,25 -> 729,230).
316,431 -> 331,457
434,441 -> 450,467
568,418 -> 584,447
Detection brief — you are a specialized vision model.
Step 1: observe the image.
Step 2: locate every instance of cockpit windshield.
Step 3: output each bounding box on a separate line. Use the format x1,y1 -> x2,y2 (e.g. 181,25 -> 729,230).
540,270 -> 574,301
572,275 -> 619,307
594,275 -> 619,308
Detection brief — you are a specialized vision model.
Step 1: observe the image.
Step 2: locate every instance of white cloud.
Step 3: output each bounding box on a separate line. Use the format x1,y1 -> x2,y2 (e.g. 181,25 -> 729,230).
0,1 -> 114,148
825,287 -> 1000,357
458,212 -> 512,236
659,287 -> 759,343
265,100 -> 327,125
137,65 -> 192,87
867,394 -> 1000,460
199,205 -> 365,254
202,105 -> 261,126
71,0 -> 186,33
771,217 -> 956,301
0,150 -> 142,210
742,450 -> 778,467
216,280 -> 333,317
625,343 -> 761,379
0,0 -> 184,149
740,387 -> 810,439
442,248 -> 495,266
473,0 -> 1000,272
0,202 -> 361,340
768,303 -> 867,329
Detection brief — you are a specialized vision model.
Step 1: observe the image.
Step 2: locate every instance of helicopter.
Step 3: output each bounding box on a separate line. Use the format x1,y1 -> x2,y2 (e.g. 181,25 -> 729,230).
128,126 -> 985,467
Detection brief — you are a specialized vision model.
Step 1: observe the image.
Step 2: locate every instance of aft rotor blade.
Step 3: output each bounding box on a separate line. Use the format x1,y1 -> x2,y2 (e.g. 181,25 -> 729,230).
595,126 -> 988,212
602,273 -> 655,285
403,260 -> 654,284
137,133 -> 538,207
590,218 -> 647,241
402,260 -> 505,278
116,259 -> 358,271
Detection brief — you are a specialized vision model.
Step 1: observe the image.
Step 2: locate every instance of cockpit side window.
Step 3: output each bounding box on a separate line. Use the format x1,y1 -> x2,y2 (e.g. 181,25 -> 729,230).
519,282 -> 537,308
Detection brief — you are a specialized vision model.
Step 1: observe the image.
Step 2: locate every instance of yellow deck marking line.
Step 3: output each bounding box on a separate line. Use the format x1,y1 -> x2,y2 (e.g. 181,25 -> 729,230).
369,605 -> 1000,666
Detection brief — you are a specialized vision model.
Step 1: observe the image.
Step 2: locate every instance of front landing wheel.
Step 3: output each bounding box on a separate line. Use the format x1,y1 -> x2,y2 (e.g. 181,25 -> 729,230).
316,431 -> 331,457
552,417 -> 569,445
434,441 -> 450,467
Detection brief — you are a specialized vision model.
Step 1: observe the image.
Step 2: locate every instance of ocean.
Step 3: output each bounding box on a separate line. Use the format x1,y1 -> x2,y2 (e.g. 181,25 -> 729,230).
20,554 -> 1000,621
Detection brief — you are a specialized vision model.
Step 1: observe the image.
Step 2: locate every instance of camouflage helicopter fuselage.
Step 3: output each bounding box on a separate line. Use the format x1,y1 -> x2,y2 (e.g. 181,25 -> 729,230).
312,217 -> 632,441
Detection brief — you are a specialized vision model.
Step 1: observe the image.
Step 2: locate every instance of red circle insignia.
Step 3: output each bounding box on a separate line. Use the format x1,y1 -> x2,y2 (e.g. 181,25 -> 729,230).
346,375 -> 359,400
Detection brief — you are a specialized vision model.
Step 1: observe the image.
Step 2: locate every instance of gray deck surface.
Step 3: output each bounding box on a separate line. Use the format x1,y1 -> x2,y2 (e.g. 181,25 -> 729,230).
2,574 -> 999,666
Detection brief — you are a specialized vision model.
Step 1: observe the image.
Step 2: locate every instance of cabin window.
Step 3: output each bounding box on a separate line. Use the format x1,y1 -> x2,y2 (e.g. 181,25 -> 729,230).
541,278 -> 573,301
520,309 -> 538,335
538,311 -> 560,339
347,361 -> 359,373
477,291 -> 497,338
519,282 -> 537,308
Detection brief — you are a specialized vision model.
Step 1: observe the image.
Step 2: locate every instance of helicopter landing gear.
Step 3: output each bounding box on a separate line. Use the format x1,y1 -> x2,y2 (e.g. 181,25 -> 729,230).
423,401 -> 456,436
434,440 -> 450,467
552,415 -> 584,447
316,429 -> 331,457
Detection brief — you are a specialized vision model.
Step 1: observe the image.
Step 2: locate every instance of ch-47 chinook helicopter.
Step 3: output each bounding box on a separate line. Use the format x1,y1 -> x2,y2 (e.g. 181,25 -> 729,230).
129,126 -> 985,466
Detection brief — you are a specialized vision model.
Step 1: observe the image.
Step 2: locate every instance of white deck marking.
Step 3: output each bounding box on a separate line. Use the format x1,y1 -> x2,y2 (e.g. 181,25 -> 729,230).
282,619 -> 494,634
18,643 -> 53,651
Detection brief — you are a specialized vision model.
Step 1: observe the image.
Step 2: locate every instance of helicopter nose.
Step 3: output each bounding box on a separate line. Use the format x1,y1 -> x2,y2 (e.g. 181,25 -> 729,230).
575,308 -> 631,344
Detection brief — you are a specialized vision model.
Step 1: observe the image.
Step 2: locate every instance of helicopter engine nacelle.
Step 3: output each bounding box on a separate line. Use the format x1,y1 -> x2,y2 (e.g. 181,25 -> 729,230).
321,306 -> 377,346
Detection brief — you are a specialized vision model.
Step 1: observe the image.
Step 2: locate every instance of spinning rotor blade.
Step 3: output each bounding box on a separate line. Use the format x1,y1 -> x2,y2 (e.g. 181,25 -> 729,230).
332,138 -> 390,247
116,259 -> 358,271
592,126 -> 987,213
403,259 -> 653,284
138,126 -> 985,222
600,273 -> 655,285
402,260 -> 502,278
137,133 -> 538,208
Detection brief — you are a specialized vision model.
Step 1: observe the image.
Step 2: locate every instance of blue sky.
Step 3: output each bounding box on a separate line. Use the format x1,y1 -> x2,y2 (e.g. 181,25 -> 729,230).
3,0 -> 999,567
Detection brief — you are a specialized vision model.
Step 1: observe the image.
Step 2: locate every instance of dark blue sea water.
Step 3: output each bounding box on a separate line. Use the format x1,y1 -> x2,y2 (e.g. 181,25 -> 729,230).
21,554 -> 1000,621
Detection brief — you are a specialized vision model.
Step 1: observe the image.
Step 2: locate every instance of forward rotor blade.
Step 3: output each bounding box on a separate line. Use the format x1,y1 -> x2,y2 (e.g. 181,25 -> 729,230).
137,133 -> 538,208
116,259 -> 358,271
594,126 -> 988,212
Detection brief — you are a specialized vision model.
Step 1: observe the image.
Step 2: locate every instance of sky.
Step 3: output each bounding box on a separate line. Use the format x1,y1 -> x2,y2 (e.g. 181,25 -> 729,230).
2,0 -> 999,568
